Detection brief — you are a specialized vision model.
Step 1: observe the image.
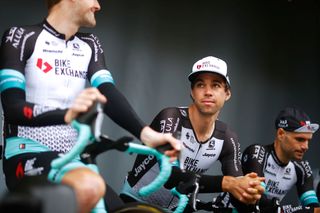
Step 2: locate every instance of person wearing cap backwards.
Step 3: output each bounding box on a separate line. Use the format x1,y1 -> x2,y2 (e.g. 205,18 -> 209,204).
120,56 -> 265,212
241,107 -> 320,212
0,0 -> 181,212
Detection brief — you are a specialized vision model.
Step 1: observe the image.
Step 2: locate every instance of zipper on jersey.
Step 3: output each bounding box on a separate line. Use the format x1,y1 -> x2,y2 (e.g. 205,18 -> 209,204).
195,143 -> 201,159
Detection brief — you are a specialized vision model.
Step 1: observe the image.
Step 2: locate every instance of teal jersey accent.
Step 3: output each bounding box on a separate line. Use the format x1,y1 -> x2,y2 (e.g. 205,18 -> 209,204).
91,69 -> 114,87
300,190 -> 319,206
0,69 -> 26,92
5,137 -> 51,159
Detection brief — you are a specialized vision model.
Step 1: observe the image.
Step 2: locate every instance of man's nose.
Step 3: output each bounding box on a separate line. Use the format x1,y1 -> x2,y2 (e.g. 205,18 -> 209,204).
301,141 -> 309,151
94,0 -> 101,11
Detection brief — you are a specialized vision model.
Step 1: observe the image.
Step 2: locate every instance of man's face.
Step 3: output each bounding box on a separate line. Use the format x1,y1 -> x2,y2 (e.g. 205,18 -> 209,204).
280,130 -> 312,161
75,0 -> 101,27
190,73 -> 230,116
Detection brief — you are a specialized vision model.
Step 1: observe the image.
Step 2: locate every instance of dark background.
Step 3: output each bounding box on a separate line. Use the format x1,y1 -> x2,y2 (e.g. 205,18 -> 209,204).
0,0 -> 319,208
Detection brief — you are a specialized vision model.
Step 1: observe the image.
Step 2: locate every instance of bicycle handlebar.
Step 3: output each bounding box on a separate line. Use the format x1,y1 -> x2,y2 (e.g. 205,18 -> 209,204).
171,188 -> 189,213
125,143 -> 172,196
48,102 -> 175,198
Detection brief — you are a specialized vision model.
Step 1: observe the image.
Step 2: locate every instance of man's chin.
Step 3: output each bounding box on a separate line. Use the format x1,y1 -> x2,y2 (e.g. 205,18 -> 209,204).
82,18 -> 97,28
293,154 -> 304,161
84,23 -> 96,28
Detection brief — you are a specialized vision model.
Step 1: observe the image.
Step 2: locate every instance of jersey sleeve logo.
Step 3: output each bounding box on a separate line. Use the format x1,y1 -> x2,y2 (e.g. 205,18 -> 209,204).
5,27 -> 25,48
23,106 -> 33,119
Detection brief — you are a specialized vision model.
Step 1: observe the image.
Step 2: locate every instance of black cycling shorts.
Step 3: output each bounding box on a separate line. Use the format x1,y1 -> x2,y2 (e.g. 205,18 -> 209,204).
3,151 -> 60,191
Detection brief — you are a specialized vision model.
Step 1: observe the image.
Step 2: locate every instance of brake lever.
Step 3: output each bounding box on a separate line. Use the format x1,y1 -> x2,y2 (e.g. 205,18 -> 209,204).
76,102 -> 104,141
189,173 -> 201,211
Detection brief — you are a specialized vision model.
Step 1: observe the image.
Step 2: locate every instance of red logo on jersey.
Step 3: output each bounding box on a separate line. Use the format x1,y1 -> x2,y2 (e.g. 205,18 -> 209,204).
19,144 -> 26,149
37,58 -> 52,73
299,121 -> 306,127
23,106 -> 33,119
16,161 -> 24,179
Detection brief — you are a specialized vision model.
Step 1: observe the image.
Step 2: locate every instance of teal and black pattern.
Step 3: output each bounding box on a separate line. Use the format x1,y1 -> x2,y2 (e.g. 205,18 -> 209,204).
0,69 -> 25,92
90,69 -> 114,87
300,190 -> 319,206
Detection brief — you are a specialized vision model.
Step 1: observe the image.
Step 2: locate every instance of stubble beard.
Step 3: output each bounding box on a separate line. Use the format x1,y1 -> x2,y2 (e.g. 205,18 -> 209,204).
196,103 -> 218,117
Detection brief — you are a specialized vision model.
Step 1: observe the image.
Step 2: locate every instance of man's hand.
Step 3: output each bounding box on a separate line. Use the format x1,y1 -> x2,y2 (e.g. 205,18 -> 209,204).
140,126 -> 181,161
222,172 -> 265,204
64,87 -> 107,124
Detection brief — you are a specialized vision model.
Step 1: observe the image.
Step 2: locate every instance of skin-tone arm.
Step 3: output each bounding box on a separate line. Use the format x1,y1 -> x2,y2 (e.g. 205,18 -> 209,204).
222,172 -> 265,204
140,126 -> 181,161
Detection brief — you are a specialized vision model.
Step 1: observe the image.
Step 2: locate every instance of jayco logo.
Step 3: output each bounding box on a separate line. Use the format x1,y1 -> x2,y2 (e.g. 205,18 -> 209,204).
134,155 -> 155,177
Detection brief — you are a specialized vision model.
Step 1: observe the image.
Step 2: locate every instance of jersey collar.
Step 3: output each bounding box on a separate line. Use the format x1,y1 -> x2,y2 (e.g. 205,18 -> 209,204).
270,144 -> 289,167
42,20 -> 75,41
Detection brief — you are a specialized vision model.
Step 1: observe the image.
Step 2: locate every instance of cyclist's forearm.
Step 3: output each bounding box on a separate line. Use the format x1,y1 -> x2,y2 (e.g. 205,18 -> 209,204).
198,174 -> 224,193
1,88 -> 66,126
98,83 -> 146,139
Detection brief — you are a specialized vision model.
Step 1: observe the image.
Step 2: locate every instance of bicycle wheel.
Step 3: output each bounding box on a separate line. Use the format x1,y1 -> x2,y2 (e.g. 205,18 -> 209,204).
112,202 -> 166,213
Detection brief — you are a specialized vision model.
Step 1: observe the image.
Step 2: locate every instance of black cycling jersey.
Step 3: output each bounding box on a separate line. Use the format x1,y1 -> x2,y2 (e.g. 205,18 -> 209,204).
242,144 -> 319,208
121,107 -> 243,210
0,20 -> 145,189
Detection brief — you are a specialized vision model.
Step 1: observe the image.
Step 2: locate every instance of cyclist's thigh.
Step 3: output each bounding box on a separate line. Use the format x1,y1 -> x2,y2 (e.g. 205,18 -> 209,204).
3,151 -> 59,191
60,165 -> 105,188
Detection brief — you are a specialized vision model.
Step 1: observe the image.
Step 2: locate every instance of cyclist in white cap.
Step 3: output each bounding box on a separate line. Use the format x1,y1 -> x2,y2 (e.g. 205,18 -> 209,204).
120,56 -> 265,212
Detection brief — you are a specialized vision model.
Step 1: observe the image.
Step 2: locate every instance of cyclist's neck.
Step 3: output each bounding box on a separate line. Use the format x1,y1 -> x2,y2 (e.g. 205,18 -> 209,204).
188,105 -> 216,142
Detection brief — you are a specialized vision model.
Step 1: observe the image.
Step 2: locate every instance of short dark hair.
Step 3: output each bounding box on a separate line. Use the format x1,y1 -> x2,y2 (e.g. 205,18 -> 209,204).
45,0 -> 62,10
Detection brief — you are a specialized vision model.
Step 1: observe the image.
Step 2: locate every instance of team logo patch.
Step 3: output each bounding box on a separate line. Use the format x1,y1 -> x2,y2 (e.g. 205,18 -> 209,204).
186,132 -> 190,140
285,167 -> 291,175
37,58 -> 53,73
73,43 -> 80,50
207,139 -> 215,150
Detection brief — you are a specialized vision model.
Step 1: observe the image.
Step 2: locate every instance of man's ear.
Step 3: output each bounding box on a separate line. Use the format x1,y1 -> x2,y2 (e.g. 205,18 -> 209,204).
190,92 -> 194,102
225,89 -> 231,101
277,128 -> 286,140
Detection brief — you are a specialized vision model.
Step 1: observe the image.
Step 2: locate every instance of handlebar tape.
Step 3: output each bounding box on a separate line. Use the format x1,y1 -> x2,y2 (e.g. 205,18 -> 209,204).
51,120 -> 92,169
125,143 -> 172,197
50,120 -> 173,200
171,188 -> 189,213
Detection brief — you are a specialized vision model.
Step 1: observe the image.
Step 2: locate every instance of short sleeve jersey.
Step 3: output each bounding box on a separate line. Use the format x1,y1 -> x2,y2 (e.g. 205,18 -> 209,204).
242,144 -> 319,206
0,21 -> 114,156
